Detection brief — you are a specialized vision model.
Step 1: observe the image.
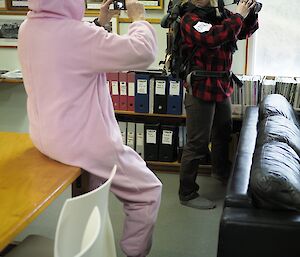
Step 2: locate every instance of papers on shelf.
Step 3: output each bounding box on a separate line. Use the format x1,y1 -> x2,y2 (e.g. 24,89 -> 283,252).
1,69 -> 22,79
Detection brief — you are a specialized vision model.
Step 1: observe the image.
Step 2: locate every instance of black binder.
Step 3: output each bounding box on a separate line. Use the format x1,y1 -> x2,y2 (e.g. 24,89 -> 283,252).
159,125 -> 178,162
153,75 -> 168,114
144,123 -> 160,161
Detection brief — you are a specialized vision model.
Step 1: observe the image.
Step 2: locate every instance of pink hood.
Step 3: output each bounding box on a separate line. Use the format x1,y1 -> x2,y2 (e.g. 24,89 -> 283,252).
28,0 -> 85,20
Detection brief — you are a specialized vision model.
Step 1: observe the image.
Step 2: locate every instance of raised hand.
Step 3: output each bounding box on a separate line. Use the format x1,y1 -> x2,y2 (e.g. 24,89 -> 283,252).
236,0 -> 257,18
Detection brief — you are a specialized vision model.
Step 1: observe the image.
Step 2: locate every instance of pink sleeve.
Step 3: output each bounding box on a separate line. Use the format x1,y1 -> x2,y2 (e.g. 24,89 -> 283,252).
85,20 -> 158,72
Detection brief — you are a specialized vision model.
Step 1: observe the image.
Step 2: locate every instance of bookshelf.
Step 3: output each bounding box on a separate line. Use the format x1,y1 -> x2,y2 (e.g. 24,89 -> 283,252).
116,110 -> 205,173
10,74 -> 300,173
0,0 -> 28,14
116,110 -> 242,121
0,78 -> 299,175
0,77 -> 22,83
147,160 -> 212,175
115,109 -> 242,174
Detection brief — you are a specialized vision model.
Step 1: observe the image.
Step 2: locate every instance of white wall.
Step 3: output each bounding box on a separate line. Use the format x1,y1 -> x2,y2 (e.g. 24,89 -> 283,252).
0,47 -> 20,70
0,15 -> 23,70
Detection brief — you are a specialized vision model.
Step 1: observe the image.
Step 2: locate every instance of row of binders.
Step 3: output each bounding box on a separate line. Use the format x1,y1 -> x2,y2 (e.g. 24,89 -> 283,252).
109,71 -> 300,116
231,75 -> 300,115
118,121 -> 187,162
107,70 -> 185,115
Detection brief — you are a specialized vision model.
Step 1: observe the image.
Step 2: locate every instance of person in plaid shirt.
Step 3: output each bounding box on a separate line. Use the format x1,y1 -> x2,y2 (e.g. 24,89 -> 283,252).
179,0 -> 259,209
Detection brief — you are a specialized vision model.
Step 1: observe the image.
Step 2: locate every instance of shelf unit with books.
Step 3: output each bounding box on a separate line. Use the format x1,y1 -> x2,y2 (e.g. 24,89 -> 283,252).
0,76 -> 242,175
115,109 -> 242,174
231,75 -> 300,116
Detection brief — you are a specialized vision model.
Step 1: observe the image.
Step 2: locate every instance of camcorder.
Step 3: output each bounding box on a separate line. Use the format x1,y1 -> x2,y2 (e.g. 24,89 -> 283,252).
226,0 -> 262,13
112,0 -> 126,10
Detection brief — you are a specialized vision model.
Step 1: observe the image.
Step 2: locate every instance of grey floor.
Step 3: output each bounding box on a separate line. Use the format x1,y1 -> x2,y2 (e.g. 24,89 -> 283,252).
109,172 -> 227,257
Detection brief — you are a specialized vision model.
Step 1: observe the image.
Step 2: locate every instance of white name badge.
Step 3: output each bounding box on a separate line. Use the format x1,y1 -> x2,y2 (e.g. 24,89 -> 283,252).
193,21 -> 212,33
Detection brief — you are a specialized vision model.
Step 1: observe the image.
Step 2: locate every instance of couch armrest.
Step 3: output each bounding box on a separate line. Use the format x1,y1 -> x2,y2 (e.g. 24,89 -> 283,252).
217,207 -> 300,257
225,106 -> 258,208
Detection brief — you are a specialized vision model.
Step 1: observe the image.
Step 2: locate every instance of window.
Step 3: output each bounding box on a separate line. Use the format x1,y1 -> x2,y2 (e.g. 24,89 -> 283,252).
251,0 -> 300,76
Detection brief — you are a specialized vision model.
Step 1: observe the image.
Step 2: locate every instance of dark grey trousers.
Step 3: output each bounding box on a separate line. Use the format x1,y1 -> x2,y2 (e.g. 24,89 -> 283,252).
179,93 -> 232,199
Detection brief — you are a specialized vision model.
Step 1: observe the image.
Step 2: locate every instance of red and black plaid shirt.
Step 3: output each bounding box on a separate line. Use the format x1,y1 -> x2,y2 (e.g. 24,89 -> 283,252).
181,6 -> 258,102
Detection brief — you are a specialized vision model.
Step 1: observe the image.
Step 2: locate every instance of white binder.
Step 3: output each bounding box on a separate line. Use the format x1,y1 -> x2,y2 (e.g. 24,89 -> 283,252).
118,121 -> 127,145
135,123 -> 145,158
126,122 -> 136,150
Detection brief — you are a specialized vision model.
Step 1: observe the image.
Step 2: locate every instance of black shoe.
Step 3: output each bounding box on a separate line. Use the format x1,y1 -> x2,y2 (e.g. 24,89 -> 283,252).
179,191 -> 199,202
180,194 -> 216,209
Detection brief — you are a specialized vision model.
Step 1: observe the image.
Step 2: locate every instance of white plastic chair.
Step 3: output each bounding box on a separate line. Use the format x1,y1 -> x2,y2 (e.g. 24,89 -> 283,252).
5,165 -> 117,257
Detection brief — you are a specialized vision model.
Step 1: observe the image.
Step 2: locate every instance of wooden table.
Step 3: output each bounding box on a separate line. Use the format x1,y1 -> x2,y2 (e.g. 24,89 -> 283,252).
0,132 -> 81,251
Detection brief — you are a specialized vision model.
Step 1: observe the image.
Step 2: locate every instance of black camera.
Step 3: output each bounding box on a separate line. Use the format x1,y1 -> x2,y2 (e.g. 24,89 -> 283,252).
234,0 -> 262,13
112,0 -> 126,10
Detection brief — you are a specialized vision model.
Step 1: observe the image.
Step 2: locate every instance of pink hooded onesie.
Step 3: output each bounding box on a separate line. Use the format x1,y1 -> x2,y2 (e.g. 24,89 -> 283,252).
17,0 -> 162,256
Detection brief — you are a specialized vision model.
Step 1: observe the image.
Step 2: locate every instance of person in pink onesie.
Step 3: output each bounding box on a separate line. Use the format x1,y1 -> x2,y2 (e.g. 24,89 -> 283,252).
17,0 -> 162,256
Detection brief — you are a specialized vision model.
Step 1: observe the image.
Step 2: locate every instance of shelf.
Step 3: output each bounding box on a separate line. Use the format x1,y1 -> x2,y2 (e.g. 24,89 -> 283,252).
115,110 -> 185,118
0,78 -> 23,84
147,160 -> 212,175
0,10 -> 27,15
115,110 -> 242,121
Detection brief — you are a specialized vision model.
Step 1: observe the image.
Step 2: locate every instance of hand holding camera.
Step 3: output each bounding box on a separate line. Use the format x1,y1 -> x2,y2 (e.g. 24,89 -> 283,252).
97,0 -> 120,27
236,0 -> 257,18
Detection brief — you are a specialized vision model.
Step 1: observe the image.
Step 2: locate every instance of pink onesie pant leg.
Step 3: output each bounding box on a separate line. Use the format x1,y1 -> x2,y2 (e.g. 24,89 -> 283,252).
111,147 -> 162,257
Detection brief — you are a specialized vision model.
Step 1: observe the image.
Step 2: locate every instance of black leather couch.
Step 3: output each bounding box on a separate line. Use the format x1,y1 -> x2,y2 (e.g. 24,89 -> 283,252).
217,94 -> 300,257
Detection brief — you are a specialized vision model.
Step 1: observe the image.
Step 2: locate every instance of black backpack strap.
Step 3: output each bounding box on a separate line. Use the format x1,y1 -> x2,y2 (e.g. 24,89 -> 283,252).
218,0 -> 225,14
231,72 -> 243,88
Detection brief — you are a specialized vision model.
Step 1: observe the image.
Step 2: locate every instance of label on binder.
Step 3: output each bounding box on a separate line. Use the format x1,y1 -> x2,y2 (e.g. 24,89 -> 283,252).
169,81 -> 180,96
137,79 -> 147,94
136,133 -> 143,145
128,82 -> 135,96
155,80 -> 166,95
162,130 -> 173,145
146,129 -> 157,144
112,81 -> 119,95
120,82 -> 127,95
127,131 -> 134,145
121,131 -> 126,145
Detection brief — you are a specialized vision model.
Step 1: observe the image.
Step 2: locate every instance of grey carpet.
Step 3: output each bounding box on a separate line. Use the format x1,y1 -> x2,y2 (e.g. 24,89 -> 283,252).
109,172 -> 227,257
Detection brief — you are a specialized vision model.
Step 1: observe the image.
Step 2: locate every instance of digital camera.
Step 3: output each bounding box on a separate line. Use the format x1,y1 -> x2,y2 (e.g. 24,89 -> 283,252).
112,0 -> 126,10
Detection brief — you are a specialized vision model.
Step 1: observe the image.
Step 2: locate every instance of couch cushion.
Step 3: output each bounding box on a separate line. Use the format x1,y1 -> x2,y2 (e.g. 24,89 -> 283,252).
259,94 -> 300,127
250,141 -> 300,211
256,115 -> 300,156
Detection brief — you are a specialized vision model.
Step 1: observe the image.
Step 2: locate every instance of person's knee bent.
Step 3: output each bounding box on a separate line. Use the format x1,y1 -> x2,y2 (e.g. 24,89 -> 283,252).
147,180 -> 162,223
